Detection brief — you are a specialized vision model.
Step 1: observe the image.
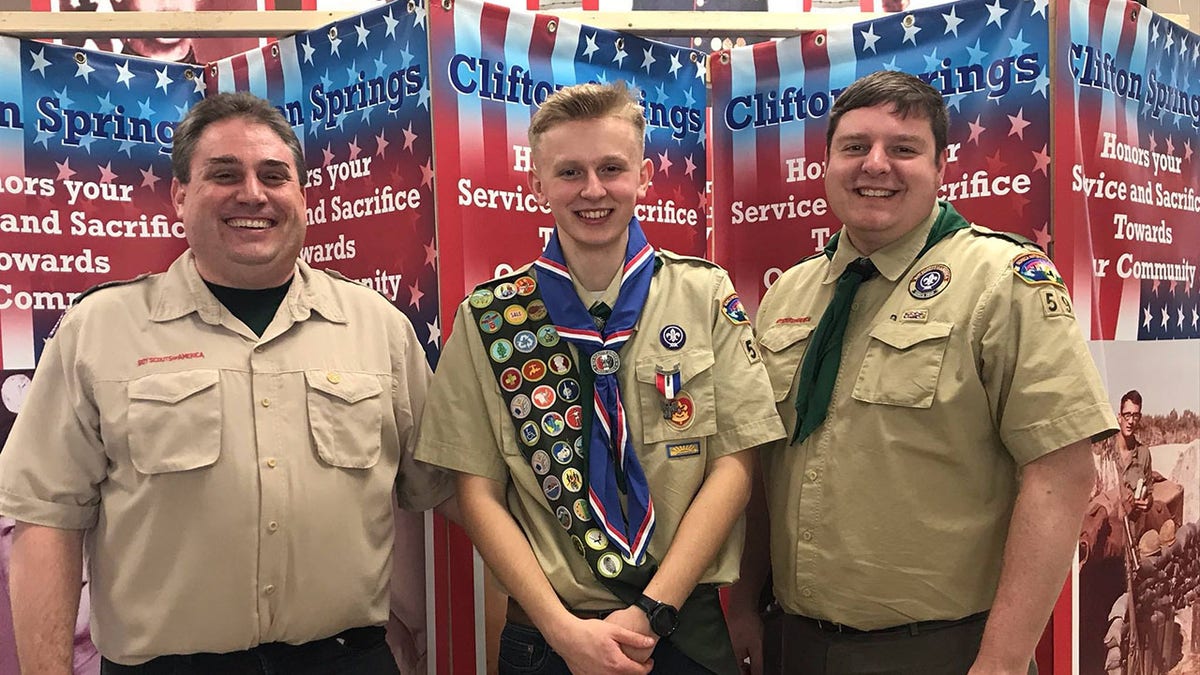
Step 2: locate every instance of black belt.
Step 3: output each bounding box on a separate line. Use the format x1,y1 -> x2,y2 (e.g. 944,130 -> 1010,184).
101,626 -> 386,674
792,610 -> 989,637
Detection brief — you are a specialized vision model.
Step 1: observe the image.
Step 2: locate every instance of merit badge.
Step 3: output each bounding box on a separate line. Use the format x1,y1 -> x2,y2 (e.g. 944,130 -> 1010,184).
527,300 -> 548,321
504,305 -> 528,325
573,499 -> 591,522
655,365 -> 682,401
585,528 -> 609,550
566,405 -> 583,430
510,394 -> 532,419
468,288 -> 494,308
542,475 -> 561,500
573,436 -> 584,456
664,393 -> 696,430
659,324 -> 686,350
572,536 -> 586,556
542,412 -> 565,436
1012,252 -> 1066,287
597,552 -> 623,578
548,353 -> 572,376
515,276 -> 537,296
591,349 -> 620,375
530,450 -> 551,475
500,368 -> 523,392
667,441 -> 701,459
558,378 -> 580,402
479,310 -> 503,334
556,506 -> 572,529
514,330 -> 538,353
520,421 -> 541,446
909,264 -> 951,300
562,467 -> 583,493
722,293 -> 751,326
537,325 -> 560,347
495,282 -> 518,300
742,338 -> 761,364
522,359 -> 547,382
552,441 -> 573,464
532,385 -> 556,409
489,339 -> 514,364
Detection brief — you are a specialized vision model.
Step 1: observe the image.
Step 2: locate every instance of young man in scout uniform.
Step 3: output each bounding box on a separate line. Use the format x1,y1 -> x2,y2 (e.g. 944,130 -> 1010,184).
0,92 -> 452,674
416,82 -> 784,675
727,70 -> 1118,674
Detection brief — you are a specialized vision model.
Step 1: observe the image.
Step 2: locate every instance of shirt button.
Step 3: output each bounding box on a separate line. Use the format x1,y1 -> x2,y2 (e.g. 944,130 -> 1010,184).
801,587 -> 813,598
261,398 -> 270,408
326,372 -> 342,384
264,584 -> 275,595
805,469 -> 818,481
266,458 -> 277,468
267,521 -> 279,533
851,302 -> 860,311
802,530 -> 813,541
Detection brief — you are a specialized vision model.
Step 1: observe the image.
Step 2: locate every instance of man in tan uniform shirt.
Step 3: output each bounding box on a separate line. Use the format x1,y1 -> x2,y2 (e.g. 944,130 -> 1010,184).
727,71 -> 1118,675
416,83 -> 784,675
0,93 -> 452,673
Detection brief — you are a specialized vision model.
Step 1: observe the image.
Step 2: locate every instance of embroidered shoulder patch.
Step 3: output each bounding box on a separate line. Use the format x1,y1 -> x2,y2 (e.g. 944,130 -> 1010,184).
722,293 -> 750,326
1012,252 -> 1065,288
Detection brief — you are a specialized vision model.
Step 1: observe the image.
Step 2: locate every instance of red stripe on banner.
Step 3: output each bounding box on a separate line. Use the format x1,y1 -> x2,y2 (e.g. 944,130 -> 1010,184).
28,0 -> 49,10
448,525 -> 477,675
580,0 -> 599,9
300,0 -> 316,10
429,3 -> 468,336
230,53 -> 251,95
751,44 -> 782,245
859,0 -> 873,10
478,3 -> 513,245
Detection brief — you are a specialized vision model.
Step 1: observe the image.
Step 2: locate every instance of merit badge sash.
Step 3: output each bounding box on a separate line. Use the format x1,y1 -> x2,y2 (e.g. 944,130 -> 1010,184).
468,269 -> 654,601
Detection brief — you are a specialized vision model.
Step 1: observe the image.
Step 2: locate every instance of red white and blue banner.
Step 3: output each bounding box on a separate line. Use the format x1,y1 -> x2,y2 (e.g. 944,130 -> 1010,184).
710,0 -> 1051,313
1053,0 -> 1199,343
428,0 -> 709,323
0,38 -> 199,396
209,2 -> 443,363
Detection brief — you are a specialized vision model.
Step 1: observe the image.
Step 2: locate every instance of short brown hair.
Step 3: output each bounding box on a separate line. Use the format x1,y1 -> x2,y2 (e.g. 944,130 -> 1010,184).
827,71 -> 949,156
528,81 -> 645,155
172,91 -> 306,186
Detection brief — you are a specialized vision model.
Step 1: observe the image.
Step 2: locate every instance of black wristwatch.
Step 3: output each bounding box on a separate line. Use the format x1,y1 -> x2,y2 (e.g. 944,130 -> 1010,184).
634,594 -> 680,638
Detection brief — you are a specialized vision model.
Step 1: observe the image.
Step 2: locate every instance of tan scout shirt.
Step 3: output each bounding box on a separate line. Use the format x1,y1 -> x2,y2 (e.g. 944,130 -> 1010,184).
0,252 -> 451,665
416,251 -> 785,610
756,205 -> 1117,630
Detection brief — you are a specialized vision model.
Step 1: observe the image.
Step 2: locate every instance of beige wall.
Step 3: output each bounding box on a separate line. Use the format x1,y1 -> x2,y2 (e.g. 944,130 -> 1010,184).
1149,0 -> 1196,31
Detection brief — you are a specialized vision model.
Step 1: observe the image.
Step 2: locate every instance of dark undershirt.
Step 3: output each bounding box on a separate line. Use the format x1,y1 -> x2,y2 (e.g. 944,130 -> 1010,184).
204,277 -> 293,337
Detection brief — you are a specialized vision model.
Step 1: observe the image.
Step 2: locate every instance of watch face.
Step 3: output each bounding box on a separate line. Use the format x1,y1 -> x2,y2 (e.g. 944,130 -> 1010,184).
649,604 -> 679,638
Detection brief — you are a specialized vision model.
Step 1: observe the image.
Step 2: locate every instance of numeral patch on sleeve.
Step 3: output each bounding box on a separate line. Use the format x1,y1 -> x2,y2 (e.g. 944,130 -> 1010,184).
1040,288 -> 1074,318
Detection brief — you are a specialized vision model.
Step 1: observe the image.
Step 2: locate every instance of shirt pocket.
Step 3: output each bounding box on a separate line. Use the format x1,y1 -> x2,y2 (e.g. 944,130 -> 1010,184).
127,370 -> 222,474
305,371 -> 384,469
634,348 -> 718,445
757,323 -> 814,403
851,321 -> 954,409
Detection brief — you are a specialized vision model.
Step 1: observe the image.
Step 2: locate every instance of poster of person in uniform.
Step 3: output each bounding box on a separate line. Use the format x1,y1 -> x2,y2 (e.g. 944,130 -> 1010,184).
50,0 -> 263,65
1079,341 -> 1200,675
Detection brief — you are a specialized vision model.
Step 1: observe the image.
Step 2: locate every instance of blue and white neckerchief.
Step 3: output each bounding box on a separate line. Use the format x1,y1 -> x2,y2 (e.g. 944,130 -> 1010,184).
533,218 -> 657,565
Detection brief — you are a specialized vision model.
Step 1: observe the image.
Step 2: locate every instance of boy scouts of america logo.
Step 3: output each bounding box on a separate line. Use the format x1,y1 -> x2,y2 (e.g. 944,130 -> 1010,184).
909,264 -> 951,300
659,324 -> 686,350
591,350 -> 620,375
663,393 -> 696,430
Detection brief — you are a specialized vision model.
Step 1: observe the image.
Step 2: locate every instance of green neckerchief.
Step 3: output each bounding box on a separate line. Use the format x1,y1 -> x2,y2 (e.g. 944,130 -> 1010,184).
791,202 -> 971,444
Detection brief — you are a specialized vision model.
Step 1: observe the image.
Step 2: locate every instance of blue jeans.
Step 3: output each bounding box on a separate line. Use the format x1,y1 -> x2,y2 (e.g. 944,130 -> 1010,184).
498,621 -> 713,675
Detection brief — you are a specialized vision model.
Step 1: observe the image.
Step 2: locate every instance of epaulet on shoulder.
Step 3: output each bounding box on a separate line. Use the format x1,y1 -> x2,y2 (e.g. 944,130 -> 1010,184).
472,262 -> 535,293
657,249 -> 718,268
797,251 -> 825,265
319,267 -> 360,285
968,223 -> 1044,252
71,273 -> 152,307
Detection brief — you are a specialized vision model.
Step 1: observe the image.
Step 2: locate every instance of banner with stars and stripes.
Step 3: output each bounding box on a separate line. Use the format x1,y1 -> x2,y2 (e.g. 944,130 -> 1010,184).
1052,0 -> 1199,343
428,0 -> 709,326
0,38 -> 199,373
709,0 -> 1051,314
208,2 -> 443,364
